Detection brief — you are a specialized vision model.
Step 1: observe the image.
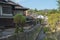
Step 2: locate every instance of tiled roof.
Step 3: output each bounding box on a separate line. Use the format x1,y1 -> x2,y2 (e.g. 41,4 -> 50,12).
7,1 -> 29,10
5,1 -> 19,6
0,0 -> 29,10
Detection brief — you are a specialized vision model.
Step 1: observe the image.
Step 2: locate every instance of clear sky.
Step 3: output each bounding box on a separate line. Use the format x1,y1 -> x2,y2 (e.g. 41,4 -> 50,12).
12,0 -> 57,10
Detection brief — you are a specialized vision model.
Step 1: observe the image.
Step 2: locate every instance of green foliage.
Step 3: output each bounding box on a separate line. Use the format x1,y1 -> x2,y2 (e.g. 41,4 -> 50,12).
47,13 -> 60,29
38,19 -> 44,24
28,9 -> 45,15
14,14 -> 26,32
28,9 -> 60,40
43,27 -> 51,33
15,24 -> 20,33
57,0 -> 60,11
28,9 -> 58,16
43,37 -> 57,40
14,14 -> 26,26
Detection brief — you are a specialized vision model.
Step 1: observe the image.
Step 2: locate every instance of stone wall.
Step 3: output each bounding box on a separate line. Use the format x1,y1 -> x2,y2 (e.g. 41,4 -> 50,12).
0,24 -> 41,40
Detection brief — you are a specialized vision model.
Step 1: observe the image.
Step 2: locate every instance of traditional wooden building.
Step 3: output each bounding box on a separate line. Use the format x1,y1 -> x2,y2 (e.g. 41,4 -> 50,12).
0,0 -> 28,28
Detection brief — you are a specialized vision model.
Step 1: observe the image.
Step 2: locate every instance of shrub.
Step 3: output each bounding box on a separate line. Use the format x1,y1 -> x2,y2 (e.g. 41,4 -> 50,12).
14,14 -> 26,32
43,37 -> 56,40
43,27 -> 51,34
37,18 -> 44,24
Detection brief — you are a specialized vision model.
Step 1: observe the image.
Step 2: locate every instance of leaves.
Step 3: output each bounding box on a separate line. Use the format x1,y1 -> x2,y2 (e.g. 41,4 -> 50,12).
57,0 -> 60,11
47,13 -> 60,28
14,14 -> 26,32
14,14 -> 26,25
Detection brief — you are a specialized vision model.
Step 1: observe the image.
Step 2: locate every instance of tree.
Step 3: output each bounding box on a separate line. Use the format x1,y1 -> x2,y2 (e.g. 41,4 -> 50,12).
57,0 -> 60,11
34,8 -> 38,12
14,14 -> 26,32
14,14 -> 26,40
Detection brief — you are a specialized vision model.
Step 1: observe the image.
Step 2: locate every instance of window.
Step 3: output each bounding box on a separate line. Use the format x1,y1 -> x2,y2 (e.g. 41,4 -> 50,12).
2,5 -> 12,14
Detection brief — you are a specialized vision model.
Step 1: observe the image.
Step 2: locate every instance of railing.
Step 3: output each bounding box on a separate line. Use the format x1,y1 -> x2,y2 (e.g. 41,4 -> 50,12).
2,14 -> 13,16
0,24 -> 41,40
24,24 -> 41,40
0,14 -> 13,18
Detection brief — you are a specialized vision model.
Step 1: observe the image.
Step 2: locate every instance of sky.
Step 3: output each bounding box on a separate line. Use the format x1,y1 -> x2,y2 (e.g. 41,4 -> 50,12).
12,0 -> 57,10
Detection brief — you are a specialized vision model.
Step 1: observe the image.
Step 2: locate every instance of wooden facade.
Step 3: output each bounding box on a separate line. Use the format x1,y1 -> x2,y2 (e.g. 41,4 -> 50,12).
0,0 -> 28,28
